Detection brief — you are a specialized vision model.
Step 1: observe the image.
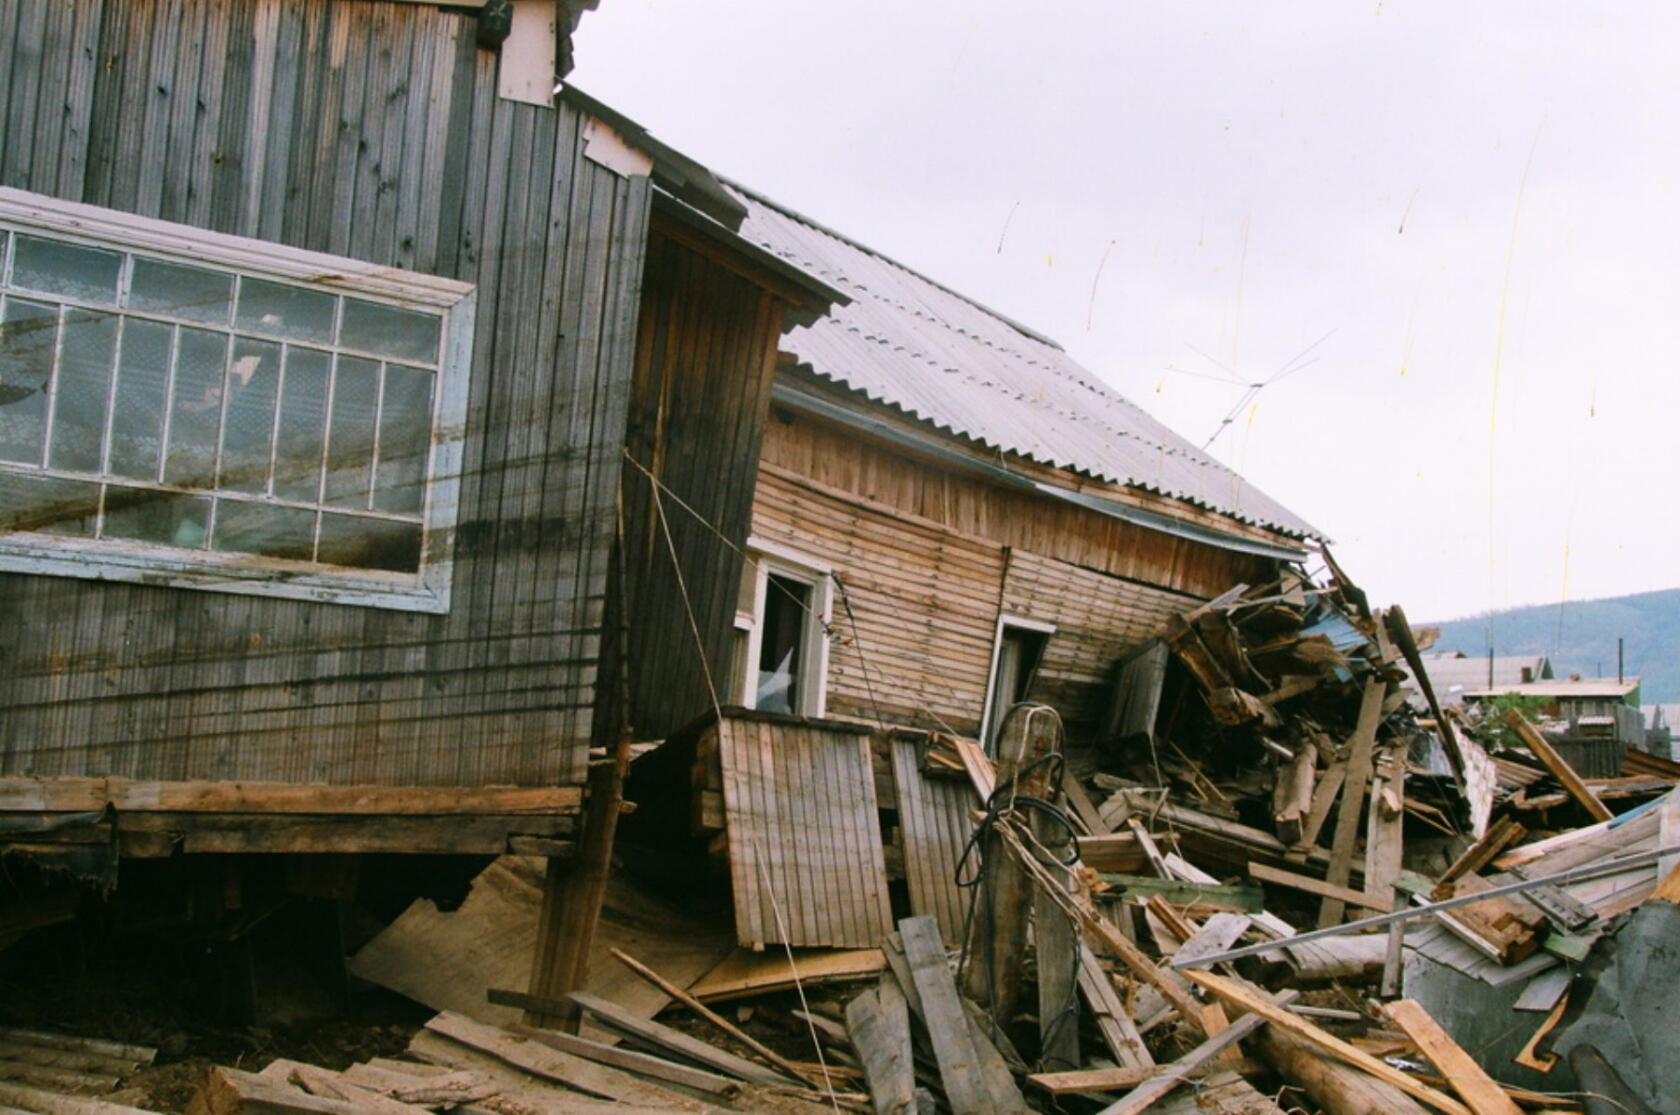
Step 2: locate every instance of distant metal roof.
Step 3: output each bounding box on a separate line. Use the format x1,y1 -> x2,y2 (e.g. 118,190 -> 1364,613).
724,182 -> 1324,542
1466,679 -> 1641,700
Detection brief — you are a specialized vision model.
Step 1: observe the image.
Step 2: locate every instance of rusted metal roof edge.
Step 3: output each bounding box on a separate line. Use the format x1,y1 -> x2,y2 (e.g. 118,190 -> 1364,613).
771,381 -> 1310,563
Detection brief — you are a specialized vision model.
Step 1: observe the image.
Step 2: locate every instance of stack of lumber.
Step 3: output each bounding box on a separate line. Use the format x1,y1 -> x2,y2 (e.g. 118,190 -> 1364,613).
0,1028 -> 162,1115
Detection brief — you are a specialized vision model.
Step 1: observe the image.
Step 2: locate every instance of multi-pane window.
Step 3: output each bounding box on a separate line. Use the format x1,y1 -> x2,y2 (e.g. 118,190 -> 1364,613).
0,190 -> 474,612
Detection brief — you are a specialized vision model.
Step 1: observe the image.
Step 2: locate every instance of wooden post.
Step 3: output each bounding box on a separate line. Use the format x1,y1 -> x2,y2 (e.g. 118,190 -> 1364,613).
1319,679 -> 1384,927
961,704 -> 1058,1027
524,733 -> 631,1032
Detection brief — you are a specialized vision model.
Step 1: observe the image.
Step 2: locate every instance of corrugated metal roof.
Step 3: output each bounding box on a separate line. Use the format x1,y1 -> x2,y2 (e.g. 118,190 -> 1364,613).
724,182 -> 1324,541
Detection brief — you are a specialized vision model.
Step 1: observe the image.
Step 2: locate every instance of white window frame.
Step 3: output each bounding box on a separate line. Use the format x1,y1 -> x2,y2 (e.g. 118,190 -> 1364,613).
978,614 -> 1058,746
0,187 -> 475,613
737,537 -> 833,718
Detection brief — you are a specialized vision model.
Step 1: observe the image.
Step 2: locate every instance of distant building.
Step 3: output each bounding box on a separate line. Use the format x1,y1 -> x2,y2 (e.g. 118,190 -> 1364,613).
1413,651 -> 1552,708
1464,677 -> 1642,777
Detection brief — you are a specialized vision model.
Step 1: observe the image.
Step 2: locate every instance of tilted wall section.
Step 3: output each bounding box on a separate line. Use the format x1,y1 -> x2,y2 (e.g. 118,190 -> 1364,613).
752,411 -> 1281,741
0,0 -> 649,787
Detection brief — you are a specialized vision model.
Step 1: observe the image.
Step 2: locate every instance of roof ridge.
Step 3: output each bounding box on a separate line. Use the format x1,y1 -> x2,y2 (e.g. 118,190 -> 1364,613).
720,176 -> 1066,352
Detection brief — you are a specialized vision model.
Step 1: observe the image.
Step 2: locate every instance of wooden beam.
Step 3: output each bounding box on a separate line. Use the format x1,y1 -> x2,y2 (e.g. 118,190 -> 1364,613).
1251,1019 -> 1433,1115
1436,817 -> 1528,893
1027,1064 -> 1154,1096
1251,861 -> 1391,912
1382,1000 -> 1523,1115
1183,970 -> 1473,1115
525,735 -> 631,1032
845,977 -> 917,1115
566,991 -> 800,1090
606,948 -> 820,1089
1095,989 -> 1300,1115
1320,679 -> 1385,926
900,915 -> 1029,1115
504,1023 -> 740,1096
0,777 -> 581,815
1502,711 -> 1614,823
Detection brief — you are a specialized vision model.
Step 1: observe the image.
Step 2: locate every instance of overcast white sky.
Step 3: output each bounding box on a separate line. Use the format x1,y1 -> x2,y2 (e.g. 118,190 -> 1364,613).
569,2 -> 1680,626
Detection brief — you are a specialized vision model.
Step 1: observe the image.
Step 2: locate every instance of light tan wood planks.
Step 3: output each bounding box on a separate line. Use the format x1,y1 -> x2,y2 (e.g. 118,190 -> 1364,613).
1000,550 -> 1201,737
888,736 -> 975,947
751,468 -> 1005,732
718,717 -> 893,949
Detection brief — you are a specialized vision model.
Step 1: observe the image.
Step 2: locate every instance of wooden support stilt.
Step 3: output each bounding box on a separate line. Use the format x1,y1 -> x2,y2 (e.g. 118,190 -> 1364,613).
524,734 -> 631,1032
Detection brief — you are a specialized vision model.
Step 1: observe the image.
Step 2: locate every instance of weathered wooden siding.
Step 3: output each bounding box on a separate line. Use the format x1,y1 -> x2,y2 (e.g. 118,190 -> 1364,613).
1000,549 -> 1197,742
618,220 -> 786,741
0,0 -> 650,787
759,410 -> 1274,599
752,466 -> 1006,735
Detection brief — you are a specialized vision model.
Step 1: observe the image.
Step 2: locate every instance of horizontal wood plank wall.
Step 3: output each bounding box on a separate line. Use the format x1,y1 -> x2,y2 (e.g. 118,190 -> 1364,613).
758,412 -> 1275,600
618,225 -> 785,741
1001,549 -> 1199,745
717,716 -> 893,949
0,0 -> 649,788
751,469 -> 1006,736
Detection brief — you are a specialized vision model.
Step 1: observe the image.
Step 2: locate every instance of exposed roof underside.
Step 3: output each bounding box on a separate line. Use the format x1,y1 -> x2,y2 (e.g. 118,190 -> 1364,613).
726,182 -> 1324,542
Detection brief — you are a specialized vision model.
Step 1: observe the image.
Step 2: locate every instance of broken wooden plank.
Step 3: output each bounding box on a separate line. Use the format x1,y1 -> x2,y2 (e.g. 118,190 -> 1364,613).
689,948 -> 885,1003
1075,949 -> 1154,1070
505,1023 -> 740,1096
262,1061 -> 432,1115
1502,711 -> 1613,823
566,992 -> 800,1089
1171,913 -> 1251,969
1027,1064 -> 1155,1095
1250,861 -> 1391,913
424,1010 -> 714,1109
1436,817 -> 1529,894
1320,679 -> 1385,927
1095,988 -> 1300,1115
1182,971 -> 1473,1115
1273,739 -> 1317,844
406,1030 -> 673,1115
845,977 -> 916,1115
899,915 -> 1028,1115
188,1065 -> 380,1115
607,947 -> 819,1089
1250,1020 -> 1433,1115
1383,999 -> 1523,1115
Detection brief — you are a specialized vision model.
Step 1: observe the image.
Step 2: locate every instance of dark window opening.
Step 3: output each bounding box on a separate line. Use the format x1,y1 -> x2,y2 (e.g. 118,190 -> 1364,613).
985,626 -> 1050,751
756,573 -> 813,714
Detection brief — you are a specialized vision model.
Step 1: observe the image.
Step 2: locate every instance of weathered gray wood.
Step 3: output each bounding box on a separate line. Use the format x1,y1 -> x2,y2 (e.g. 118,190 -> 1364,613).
1319,679 -> 1385,927
845,977 -> 916,1115
898,915 -> 1028,1115
1075,950 -> 1154,1070
567,991 -> 799,1089
1096,988 -> 1299,1115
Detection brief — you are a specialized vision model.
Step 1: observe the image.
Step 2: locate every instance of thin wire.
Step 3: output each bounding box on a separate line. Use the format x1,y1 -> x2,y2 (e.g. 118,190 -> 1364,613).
648,477 -> 722,722
753,843 -> 844,1115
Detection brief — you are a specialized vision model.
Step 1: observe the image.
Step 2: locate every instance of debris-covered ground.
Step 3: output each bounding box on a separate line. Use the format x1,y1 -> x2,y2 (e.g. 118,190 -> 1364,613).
4,558 -> 1677,1114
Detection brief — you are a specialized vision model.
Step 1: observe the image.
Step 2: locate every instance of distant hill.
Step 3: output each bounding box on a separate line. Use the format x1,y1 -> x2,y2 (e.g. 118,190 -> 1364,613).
1424,588 -> 1680,704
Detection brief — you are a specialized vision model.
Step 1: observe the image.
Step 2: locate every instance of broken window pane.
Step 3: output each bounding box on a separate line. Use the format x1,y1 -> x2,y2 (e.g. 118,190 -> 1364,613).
0,297 -> 56,465
48,309 -> 119,473
756,573 -> 813,714
341,297 -> 440,364
235,277 -> 335,344
374,363 -> 433,514
107,318 -> 173,481
213,500 -> 316,562
103,486 -> 210,549
274,346 -> 331,503
0,472 -> 98,536
318,512 -> 422,573
163,327 -> 228,488
11,235 -> 121,305
324,355 -> 378,508
218,338 -> 279,494
129,257 -> 233,326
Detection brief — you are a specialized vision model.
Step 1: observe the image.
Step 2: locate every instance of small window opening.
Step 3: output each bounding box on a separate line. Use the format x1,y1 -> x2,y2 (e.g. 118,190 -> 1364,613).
755,573 -> 813,714
985,625 -> 1049,751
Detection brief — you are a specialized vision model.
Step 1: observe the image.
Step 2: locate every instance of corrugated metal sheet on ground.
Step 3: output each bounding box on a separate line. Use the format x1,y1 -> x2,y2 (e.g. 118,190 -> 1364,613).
717,717 -> 893,949
888,737 -> 976,947
725,182 -> 1322,541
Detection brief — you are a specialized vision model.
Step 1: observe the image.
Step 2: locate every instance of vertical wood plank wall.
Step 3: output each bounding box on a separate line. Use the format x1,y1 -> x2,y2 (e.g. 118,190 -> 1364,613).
752,411 -> 1280,741
0,0 -> 650,787
617,222 -> 786,741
